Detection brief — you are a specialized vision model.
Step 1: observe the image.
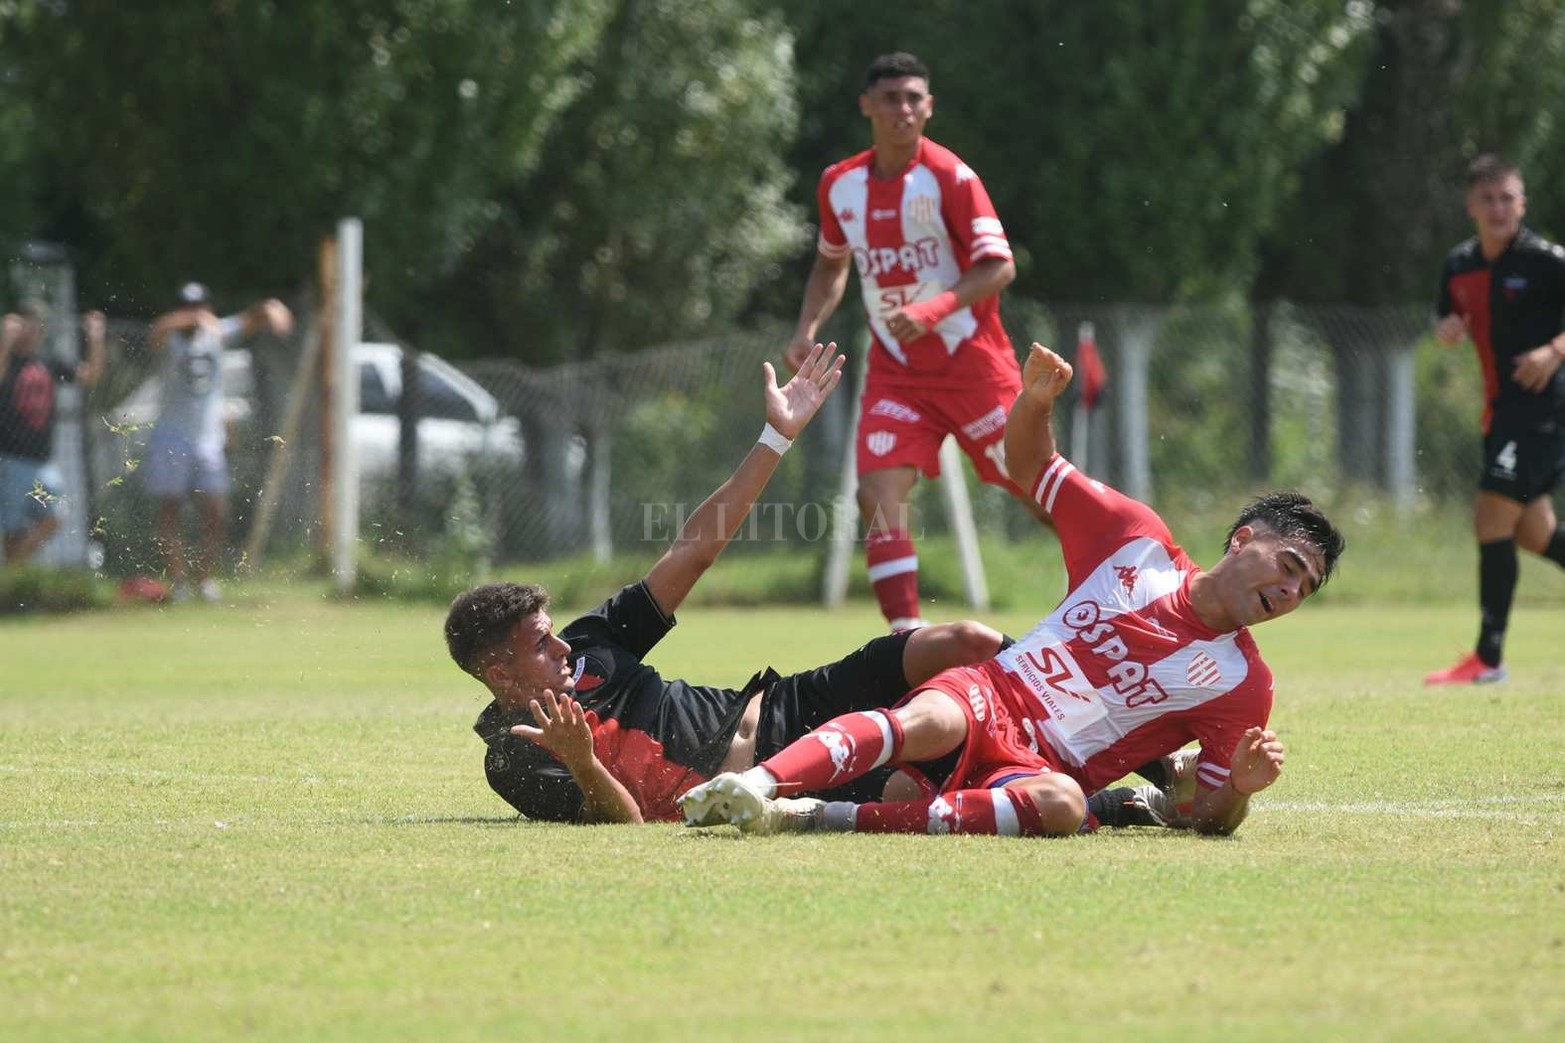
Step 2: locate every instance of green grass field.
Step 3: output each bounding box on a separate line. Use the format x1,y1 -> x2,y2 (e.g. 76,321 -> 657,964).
3,582 -> 1564,1042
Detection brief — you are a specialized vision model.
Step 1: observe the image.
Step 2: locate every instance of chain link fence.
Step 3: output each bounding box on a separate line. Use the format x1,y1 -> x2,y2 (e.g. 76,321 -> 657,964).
26,297 -> 1486,579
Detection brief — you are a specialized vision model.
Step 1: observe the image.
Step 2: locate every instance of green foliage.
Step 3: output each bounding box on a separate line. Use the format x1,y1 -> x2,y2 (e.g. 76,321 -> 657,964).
0,566 -> 114,615
434,0 -> 804,363
0,0 -> 614,311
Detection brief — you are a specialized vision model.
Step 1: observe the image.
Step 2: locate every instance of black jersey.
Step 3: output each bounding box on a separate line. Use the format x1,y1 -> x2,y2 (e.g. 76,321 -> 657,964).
474,582 -> 753,822
1437,227 -> 1565,434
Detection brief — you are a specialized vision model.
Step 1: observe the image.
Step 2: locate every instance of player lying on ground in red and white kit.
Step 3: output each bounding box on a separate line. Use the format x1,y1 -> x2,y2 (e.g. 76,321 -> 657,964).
680,344 -> 1345,838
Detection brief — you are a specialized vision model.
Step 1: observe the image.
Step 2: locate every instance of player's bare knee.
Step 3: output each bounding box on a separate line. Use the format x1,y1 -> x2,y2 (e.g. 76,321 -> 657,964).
1016,775 -> 1085,836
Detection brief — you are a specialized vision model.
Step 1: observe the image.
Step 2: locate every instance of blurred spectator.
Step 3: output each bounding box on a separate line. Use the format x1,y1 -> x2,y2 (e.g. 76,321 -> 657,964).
145,282 -> 292,602
0,301 -> 105,566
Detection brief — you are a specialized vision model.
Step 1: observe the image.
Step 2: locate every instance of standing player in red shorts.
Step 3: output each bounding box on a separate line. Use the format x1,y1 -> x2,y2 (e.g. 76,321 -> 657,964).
681,344 -> 1345,838
786,52 -> 1040,632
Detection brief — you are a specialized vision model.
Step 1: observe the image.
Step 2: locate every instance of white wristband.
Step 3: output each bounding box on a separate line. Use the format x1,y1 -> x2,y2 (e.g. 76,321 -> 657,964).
757,422 -> 793,456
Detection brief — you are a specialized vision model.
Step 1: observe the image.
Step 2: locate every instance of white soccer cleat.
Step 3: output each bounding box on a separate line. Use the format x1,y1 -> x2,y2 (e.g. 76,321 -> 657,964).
679,771 -> 771,829
680,775 -> 738,827
743,796 -> 826,836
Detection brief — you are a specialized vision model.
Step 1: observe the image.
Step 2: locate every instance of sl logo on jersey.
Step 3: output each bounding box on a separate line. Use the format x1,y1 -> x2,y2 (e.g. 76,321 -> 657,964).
865,431 -> 898,457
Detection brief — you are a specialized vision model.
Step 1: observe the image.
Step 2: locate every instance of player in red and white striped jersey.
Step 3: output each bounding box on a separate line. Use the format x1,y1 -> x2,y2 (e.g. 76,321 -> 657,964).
681,345 -> 1345,838
785,52 -> 1046,632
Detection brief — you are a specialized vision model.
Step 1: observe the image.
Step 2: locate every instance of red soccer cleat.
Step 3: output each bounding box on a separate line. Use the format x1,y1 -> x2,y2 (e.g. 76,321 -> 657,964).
1424,651 -> 1507,685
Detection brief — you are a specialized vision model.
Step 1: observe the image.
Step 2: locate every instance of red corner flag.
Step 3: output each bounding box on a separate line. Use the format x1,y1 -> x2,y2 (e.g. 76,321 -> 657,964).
1076,321 -> 1107,410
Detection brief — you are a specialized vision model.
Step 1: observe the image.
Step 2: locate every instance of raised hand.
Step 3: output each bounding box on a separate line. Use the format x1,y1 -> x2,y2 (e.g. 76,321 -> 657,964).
511,689 -> 596,769
1021,342 -> 1074,408
81,310 -> 107,342
764,341 -> 846,440
1228,726 -> 1285,796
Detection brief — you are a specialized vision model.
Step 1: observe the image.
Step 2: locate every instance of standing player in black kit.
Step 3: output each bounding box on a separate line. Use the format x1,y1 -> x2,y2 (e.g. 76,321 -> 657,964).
1426,155 -> 1565,685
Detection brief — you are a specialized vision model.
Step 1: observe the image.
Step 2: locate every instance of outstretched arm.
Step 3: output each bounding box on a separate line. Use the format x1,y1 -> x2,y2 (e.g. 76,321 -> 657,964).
1002,342 -> 1074,498
643,342 -> 845,617
1190,726 -> 1285,836
238,298 -> 294,339
0,313 -> 18,374
148,308 -> 206,351
785,254 -> 853,372
76,310 -> 107,387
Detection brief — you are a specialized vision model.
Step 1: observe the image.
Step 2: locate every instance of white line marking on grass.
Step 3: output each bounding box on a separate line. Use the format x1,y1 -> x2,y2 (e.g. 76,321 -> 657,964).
0,764 -> 452,786
1267,794 -> 1565,820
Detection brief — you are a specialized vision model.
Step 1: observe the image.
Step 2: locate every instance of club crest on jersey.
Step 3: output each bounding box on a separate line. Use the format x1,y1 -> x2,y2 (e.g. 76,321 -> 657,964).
571,655 -> 608,693
837,208 -> 856,224
907,194 -> 938,225
1115,565 -> 1139,596
865,431 -> 897,457
1186,650 -> 1222,688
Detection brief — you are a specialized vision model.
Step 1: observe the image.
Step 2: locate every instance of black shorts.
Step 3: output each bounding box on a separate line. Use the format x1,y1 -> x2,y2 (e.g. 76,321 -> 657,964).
1479,424 -> 1565,503
752,631 -> 914,803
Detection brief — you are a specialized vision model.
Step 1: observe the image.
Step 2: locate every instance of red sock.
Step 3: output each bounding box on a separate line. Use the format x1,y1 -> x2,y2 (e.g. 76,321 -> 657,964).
757,710 -> 903,794
866,528 -> 919,625
849,788 -> 1048,836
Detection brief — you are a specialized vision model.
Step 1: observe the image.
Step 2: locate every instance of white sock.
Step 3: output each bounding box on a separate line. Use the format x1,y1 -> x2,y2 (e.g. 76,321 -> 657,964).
740,766 -> 779,799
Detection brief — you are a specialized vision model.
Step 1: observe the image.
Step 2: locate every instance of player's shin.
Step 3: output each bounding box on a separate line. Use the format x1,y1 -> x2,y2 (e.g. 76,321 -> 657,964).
756,710 -> 905,795
848,788 -> 1064,837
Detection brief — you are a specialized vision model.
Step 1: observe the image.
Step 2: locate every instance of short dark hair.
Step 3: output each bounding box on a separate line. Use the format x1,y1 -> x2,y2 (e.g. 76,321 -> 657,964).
445,582 -> 551,678
864,52 -> 929,91
1467,154 -> 1520,189
1225,492 -> 1345,589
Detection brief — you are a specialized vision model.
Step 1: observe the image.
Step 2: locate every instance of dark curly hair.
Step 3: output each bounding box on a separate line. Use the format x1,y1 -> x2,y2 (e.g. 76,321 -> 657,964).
445,583 -> 551,678
1225,492 -> 1345,589
864,52 -> 929,90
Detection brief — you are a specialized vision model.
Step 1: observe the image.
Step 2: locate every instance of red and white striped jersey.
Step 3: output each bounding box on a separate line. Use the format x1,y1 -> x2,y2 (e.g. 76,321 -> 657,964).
992,455 -> 1274,795
816,138 -> 1017,387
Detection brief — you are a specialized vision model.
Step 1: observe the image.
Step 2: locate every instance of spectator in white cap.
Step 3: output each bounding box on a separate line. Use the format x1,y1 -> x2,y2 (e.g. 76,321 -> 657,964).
145,283 -> 292,601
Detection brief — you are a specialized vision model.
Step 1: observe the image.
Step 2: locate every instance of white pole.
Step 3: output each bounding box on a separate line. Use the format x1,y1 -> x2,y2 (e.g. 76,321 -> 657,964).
936,436 -> 990,611
822,336 -> 867,608
331,218 -> 363,593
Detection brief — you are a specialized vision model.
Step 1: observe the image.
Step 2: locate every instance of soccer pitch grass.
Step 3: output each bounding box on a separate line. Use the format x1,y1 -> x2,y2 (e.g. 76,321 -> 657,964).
2,593 -> 1563,1042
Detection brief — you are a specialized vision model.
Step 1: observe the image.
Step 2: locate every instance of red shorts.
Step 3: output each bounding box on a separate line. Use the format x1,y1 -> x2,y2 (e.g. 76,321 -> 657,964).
856,374 -> 1023,492
893,662 -> 1064,796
